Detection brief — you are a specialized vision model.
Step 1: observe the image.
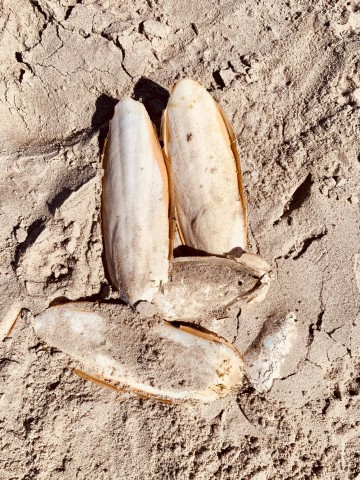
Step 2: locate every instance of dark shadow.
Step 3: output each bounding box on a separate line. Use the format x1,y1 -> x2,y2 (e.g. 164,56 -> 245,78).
173,245 -> 245,258
91,93 -> 118,153
92,93 -> 118,128
173,245 -> 211,258
47,187 -> 73,215
226,247 -> 245,257
133,77 -> 170,134
48,285 -> 128,307
12,218 -> 47,271
285,173 -> 312,216
212,70 -> 226,90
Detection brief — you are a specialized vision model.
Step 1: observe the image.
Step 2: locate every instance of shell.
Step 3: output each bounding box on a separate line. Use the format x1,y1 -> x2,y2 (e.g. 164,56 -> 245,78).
162,78 -> 247,255
152,255 -> 272,320
103,98 -> 170,305
244,313 -> 297,393
0,302 -> 22,339
34,303 -> 244,402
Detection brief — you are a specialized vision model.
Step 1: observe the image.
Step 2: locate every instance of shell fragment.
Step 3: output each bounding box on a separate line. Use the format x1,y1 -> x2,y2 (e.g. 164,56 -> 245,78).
163,78 -> 247,255
103,98 -> 170,305
244,313 -> 297,393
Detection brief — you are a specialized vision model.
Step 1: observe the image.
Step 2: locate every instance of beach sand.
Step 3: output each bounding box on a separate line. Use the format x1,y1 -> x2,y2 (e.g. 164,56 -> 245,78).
1,1 -> 360,478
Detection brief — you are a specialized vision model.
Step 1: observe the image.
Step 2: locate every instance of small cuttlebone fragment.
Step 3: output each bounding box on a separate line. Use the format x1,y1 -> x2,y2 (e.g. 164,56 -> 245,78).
243,313 -> 297,393
34,303 -> 245,402
0,302 -> 23,339
163,78 -> 247,255
103,98 -> 170,305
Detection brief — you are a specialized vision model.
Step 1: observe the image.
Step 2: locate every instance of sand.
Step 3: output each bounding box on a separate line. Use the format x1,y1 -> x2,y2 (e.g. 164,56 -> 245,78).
1,0 -> 360,478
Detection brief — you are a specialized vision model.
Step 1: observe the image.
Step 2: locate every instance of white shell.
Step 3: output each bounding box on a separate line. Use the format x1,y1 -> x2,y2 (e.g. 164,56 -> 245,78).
163,78 -> 247,255
244,313 -> 297,393
103,98 -> 169,305
34,303 -> 244,402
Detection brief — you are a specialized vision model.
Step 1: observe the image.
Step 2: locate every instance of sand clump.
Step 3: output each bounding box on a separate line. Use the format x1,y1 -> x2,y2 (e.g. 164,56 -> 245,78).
1,0 -> 360,478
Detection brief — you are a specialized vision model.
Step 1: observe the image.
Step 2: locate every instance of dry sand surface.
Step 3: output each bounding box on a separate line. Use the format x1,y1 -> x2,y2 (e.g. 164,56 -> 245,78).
1,0 -> 360,478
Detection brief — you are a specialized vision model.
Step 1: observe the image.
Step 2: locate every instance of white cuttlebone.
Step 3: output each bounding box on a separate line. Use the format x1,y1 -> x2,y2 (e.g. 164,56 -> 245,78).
163,78 -> 247,255
103,98 -> 170,305
34,304 -> 245,402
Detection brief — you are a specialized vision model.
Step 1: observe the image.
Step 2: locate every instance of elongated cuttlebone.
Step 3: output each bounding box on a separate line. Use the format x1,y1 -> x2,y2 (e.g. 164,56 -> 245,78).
162,78 -> 247,255
34,303 -> 245,402
103,98 -> 170,305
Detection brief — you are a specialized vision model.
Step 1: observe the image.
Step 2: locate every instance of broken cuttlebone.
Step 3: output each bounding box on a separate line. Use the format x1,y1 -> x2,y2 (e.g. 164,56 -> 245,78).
243,313 -> 297,393
1,302 -> 23,339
